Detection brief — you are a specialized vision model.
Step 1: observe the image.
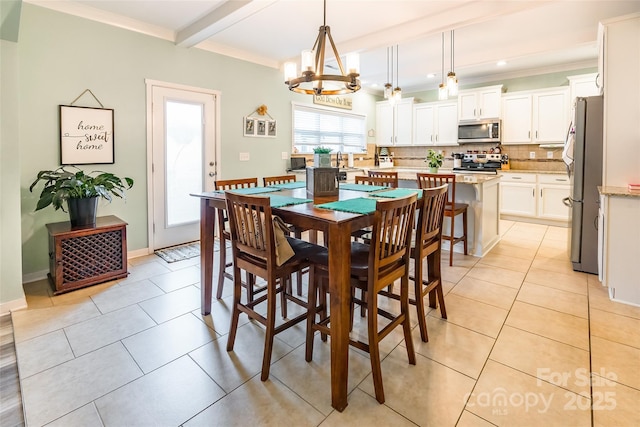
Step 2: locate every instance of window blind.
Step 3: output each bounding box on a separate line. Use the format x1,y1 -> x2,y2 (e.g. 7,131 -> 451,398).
292,103 -> 366,154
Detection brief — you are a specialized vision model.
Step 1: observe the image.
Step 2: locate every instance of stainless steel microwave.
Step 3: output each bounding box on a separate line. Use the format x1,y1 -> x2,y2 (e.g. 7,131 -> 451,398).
458,119 -> 501,143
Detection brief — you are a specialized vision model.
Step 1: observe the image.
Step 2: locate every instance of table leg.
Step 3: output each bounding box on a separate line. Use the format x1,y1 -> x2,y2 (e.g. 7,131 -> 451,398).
328,222 -> 351,411
200,199 -> 215,315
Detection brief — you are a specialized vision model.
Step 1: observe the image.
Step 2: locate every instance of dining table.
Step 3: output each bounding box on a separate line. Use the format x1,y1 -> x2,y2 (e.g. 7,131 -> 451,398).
192,183 -> 420,411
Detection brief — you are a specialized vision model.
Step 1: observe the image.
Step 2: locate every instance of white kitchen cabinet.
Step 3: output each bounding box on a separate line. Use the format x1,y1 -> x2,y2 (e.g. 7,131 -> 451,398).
376,97 -> 414,146
537,174 -> 571,220
413,101 -> 458,146
501,87 -> 569,145
568,73 -> 599,100
500,173 -> 571,223
499,173 -> 537,217
458,85 -> 503,121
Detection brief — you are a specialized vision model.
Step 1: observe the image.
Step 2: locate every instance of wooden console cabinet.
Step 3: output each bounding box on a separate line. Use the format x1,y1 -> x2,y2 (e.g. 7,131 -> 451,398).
46,215 -> 128,295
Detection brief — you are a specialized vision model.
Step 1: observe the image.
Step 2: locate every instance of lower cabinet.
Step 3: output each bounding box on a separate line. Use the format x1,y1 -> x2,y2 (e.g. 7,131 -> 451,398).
500,173 -> 570,223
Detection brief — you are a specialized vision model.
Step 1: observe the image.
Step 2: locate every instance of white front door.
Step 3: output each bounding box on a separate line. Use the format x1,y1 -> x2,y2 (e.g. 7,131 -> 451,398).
148,82 -> 218,250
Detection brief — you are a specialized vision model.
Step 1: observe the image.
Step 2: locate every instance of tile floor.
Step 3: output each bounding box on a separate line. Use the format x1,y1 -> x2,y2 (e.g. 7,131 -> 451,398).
10,220 -> 640,426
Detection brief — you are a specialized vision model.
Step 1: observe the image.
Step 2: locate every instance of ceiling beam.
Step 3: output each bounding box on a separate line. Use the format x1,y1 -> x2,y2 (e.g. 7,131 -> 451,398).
176,0 -> 277,48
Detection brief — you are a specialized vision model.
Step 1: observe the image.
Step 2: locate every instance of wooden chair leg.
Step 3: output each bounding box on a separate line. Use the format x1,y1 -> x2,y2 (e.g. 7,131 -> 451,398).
462,209 -> 469,255
305,267 -> 318,362
261,278 -> 278,381
413,257 -> 429,342
216,234 -> 227,299
367,290 -> 385,404
400,275 -> 416,366
226,266 -> 243,352
449,213 -> 455,266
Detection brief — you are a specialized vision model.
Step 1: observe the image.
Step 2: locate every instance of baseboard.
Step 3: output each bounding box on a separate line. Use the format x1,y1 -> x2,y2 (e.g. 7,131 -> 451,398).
500,214 -> 570,228
22,270 -> 48,284
128,247 -> 151,259
0,297 -> 28,315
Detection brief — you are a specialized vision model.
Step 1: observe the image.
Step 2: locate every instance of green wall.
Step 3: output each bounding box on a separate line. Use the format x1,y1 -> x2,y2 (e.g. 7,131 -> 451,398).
13,3 -> 378,285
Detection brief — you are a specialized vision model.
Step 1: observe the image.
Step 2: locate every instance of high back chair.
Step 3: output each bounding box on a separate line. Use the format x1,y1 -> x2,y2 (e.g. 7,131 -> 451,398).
225,192 -> 323,381
214,178 -> 258,300
263,175 -> 296,186
416,173 -> 468,266
355,174 -> 397,188
305,194 -> 418,404
367,170 -> 399,188
380,185 -> 448,342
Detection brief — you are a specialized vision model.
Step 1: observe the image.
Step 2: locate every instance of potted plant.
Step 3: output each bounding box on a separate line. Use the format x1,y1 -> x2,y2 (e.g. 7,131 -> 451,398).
30,166 -> 134,227
426,149 -> 444,173
313,146 -> 333,168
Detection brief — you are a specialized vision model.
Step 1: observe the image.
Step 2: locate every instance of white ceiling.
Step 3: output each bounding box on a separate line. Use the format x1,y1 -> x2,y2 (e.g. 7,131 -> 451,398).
27,0 -> 640,94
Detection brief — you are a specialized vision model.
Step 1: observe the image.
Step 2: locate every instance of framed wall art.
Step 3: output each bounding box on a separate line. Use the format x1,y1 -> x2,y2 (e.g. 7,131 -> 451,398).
243,104 -> 276,138
243,116 -> 256,136
60,105 -> 114,164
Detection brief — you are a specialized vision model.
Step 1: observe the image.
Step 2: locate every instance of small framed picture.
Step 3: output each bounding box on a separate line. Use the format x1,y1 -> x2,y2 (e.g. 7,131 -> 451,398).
60,105 -> 115,165
243,117 -> 256,136
268,120 -> 277,137
256,119 -> 267,136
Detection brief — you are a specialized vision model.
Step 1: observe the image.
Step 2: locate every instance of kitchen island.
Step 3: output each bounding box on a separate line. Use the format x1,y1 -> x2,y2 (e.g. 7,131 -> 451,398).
365,167 -> 502,257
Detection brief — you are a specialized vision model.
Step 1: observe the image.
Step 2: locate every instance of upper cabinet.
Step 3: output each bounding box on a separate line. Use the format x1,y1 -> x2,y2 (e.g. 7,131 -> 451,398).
413,101 -> 458,146
376,97 -> 414,146
568,73 -> 599,100
501,87 -> 570,145
457,85 -> 503,121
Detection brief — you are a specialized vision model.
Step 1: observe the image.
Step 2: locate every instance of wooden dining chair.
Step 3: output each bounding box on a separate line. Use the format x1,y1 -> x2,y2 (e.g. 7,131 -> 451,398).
367,170 -> 399,188
214,178 -> 259,300
355,174 -> 397,188
225,192 -> 324,381
380,185 -> 448,342
305,194 -> 418,404
416,173 -> 468,266
263,175 -> 296,186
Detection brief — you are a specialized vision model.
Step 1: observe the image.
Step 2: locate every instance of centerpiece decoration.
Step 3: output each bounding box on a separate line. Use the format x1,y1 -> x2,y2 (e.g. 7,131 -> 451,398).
313,146 -> 333,168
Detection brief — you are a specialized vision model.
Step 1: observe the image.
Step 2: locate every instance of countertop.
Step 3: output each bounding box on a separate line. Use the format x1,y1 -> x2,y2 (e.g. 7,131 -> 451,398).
369,167 -> 501,184
598,186 -> 640,198
498,170 -> 568,175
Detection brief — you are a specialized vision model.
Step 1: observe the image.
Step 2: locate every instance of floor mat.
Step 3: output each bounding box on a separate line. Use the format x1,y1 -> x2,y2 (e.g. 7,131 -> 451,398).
154,241 -> 203,263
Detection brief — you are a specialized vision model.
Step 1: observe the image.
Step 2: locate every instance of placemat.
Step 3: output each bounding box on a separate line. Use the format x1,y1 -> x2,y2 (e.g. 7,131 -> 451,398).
227,187 -> 281,195
269,195 -> 312,208
316,197 -> 377,214
267,181 -> 306,189
340,183 -> 389,192
370,188 -> 423,199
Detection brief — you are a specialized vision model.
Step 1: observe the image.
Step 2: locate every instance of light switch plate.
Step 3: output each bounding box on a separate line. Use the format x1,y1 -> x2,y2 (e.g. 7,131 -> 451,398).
239,152 -> 250,161
281,152 -> 289,160
547,151 -> 554,159
529,151 -> 536,159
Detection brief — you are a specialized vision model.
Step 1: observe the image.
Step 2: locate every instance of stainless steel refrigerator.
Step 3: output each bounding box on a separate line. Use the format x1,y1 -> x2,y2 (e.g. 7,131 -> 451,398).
567,95 -> 603,274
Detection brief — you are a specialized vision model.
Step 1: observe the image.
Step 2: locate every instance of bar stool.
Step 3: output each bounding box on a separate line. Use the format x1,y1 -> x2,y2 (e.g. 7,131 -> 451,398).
416,173 -> 468,266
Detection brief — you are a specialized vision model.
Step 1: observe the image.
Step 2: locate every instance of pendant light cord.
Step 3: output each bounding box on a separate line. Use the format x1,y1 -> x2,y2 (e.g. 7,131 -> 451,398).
396,44 -> 399,88
442,32 -> 445,84
450,30 -> 455,72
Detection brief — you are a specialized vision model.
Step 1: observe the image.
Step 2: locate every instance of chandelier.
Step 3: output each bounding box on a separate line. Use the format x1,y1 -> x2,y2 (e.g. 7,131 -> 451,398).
447,29 -> 459,96
284,0 -> 361,95
383,46 -> 393,99
392,44 -> 402,102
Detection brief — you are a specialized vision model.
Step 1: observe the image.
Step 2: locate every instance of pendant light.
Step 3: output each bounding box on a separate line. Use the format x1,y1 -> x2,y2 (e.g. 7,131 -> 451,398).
383,47 -> 392,99
438,32 -> 448,100
284,0 -> 361,95
447,29 -> 459,96
392,44 -> 402,102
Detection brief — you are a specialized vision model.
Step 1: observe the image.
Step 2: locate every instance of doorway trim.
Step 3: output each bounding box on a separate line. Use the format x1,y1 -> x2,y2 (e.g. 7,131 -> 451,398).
145,79 -> 221,253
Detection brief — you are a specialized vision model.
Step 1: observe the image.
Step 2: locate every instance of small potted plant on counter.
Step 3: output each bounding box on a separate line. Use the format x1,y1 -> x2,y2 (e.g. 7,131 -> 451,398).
426,149 -> 444,173
30,166 -> 134,227
313,146 -> 333,168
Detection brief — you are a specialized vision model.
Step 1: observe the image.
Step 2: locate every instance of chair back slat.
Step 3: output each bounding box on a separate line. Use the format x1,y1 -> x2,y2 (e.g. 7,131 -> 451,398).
368,171 -> 399,188
263,175 -> 296,186
215,177 -> 258,191
417,185 -> 448,249
370,195 -> 417,288
225,193 -> 273,264
355,175 -> 397,188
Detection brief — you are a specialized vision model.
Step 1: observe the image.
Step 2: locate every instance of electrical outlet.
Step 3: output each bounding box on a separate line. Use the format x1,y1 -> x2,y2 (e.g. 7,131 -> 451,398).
529,151 -> 536,159
281,152 -> 289,160
547,151 -> 554,159
239,152 -> 250,161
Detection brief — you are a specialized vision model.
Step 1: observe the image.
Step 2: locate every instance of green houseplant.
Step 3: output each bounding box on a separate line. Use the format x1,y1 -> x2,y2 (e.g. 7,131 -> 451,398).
30,166 -> 134,227
425,149 -> 444,173
313,146 -> 333,168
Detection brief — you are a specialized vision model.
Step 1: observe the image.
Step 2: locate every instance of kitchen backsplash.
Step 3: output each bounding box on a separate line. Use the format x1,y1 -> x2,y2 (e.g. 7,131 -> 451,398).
389,144 -> 566,172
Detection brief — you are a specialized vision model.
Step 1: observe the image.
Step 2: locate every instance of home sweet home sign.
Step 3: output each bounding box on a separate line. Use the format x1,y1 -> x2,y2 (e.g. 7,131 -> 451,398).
59,105 -> 114,165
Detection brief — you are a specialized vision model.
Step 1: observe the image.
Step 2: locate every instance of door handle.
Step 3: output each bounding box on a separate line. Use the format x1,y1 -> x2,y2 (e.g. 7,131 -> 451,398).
209,172 -> 216,177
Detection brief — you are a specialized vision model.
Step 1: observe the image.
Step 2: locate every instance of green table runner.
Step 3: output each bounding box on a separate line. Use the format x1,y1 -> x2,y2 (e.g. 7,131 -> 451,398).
370,188 -> 423,199
340,183 -> 389,192
269,195 -> 312,208
267,181 -> 306,189
316,197 -> 377,214
227,187 -> 281,195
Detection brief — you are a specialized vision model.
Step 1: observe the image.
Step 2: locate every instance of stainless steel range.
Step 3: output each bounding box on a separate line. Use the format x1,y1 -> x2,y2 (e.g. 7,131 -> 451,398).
453,153 -> 502,174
